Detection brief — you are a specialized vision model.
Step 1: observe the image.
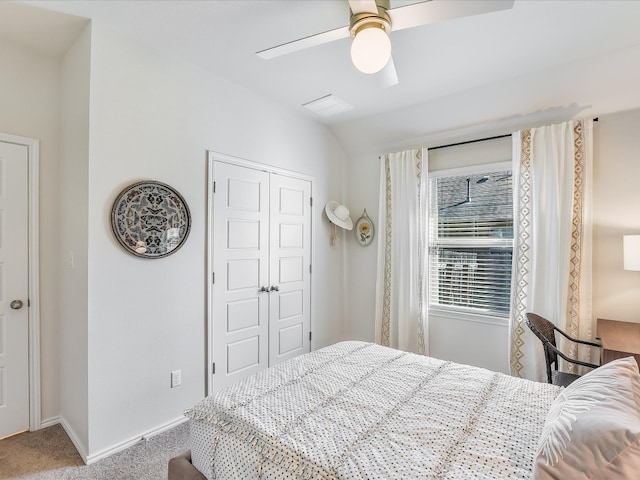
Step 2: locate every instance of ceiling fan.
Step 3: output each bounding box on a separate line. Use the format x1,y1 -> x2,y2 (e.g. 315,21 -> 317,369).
256,0 -> 515,87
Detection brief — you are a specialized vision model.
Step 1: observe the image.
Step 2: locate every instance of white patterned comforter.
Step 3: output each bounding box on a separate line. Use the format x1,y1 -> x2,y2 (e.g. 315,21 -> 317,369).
185,341 -> 560,480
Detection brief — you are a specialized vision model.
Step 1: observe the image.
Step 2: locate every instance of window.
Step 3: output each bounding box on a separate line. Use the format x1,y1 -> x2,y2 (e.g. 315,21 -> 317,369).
428,165 -> 513,318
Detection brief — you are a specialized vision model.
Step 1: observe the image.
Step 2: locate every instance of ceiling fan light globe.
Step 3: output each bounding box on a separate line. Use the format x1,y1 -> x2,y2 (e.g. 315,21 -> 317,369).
350,26 -> 391,74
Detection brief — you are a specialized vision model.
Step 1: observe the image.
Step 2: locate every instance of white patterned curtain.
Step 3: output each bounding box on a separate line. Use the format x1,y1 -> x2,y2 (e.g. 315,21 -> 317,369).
510,119 -> 594,382
374,148 -> 429,354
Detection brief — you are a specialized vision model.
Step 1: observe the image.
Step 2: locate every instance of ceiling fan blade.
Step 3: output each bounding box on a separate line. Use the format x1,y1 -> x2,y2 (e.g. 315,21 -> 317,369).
377,56 -> 399,88
389,0 -> 514,32
348,0 -> 379,15
256,25 -> 350,60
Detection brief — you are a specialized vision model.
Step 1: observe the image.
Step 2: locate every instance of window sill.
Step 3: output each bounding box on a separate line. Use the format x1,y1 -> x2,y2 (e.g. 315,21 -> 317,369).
428,306 -> 509,327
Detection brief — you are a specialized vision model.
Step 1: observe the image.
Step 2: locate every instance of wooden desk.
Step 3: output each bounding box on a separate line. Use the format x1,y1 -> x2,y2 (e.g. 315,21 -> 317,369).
597,318 -> 640,365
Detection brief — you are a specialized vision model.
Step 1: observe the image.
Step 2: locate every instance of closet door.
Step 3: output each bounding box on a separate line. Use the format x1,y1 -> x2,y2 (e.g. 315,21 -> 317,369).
268,173 -> 311,366
212,161 -> 270,390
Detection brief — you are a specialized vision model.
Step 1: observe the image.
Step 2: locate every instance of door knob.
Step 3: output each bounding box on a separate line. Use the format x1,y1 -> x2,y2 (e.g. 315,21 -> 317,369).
10,300 -> 24,310
270,285 -> 280,292
259,286 -> 269,293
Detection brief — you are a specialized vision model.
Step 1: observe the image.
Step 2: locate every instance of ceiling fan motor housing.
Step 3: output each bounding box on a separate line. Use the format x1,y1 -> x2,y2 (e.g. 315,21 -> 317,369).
349,0 -> 392,37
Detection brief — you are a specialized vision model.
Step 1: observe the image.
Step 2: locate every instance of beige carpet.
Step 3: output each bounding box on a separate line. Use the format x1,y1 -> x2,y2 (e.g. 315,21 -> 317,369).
0,422 -> 189,480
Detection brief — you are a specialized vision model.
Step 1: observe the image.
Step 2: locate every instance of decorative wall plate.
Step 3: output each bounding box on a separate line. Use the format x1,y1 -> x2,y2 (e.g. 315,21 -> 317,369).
355,209 -> 374,246
111,180 -> 191,258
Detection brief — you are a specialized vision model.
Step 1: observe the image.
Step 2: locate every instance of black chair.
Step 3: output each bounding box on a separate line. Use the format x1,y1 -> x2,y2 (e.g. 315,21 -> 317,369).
525,312 -> 600,387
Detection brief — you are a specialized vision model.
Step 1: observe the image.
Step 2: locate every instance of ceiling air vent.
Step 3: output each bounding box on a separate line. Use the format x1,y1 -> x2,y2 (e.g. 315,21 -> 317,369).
302,94 -> 353,118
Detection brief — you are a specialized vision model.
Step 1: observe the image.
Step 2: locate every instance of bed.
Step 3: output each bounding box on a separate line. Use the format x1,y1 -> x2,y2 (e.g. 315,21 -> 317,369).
170,341 -> 640,480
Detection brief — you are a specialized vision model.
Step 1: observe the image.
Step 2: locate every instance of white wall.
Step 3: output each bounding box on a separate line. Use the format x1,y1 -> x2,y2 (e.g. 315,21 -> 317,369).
59,24 -> 91,453
345,138 -> 513,373
84,26 -> 349,457
593,110 -> 640,324
343,151 -> 382,344
0,39 -> 62,425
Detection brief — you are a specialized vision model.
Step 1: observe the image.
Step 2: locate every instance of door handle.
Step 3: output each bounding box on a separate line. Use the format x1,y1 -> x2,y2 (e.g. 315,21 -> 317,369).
10,299 -> 24,310
269,285 -> 279,292
259,286 -> 269,293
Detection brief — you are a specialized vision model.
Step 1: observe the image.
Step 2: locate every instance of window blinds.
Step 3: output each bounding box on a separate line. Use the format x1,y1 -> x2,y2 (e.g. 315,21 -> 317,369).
428,170 -> 513,316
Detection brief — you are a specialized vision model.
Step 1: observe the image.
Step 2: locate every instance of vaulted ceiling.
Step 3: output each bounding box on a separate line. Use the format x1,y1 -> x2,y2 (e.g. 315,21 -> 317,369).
7,0 -> 640,155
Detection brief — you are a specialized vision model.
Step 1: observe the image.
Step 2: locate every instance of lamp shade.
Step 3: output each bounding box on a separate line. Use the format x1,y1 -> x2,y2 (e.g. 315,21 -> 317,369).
350,25 -> 391,74
623,235 -> 640,271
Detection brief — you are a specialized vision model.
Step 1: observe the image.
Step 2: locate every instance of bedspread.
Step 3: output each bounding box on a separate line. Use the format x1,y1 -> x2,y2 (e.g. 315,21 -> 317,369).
185,341 -> 560,480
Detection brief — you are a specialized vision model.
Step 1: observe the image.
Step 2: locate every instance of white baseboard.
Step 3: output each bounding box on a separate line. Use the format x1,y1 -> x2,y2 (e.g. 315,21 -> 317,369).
41,415 -> 89,463
85,416 -> 188,465
39,415 -> 61,429
141,416 -> 188,441
39,415 -> 187,466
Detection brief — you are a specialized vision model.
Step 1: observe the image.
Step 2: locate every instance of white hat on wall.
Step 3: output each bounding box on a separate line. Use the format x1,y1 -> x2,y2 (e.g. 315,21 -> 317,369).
325,201 -> 353,230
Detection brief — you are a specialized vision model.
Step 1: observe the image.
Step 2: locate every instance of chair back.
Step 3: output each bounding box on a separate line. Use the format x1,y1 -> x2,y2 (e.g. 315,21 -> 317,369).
525,312 -> 558,382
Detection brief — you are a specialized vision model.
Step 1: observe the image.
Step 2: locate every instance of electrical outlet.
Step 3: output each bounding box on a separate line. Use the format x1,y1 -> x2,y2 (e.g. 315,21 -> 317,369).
170,370 -> 181,388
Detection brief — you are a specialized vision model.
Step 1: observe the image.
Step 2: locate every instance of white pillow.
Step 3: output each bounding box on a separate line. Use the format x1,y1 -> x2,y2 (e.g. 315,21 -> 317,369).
533,356 -> 640,480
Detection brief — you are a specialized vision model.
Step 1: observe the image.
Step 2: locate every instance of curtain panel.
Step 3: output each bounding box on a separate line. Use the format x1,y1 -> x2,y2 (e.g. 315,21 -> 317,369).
510,119 -> 594,382
374,148 -> 429,355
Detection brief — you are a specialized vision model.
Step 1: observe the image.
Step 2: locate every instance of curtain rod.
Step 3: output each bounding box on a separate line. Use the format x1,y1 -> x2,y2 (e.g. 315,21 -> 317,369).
429,118 -> 599,152
429,134 -> 511,151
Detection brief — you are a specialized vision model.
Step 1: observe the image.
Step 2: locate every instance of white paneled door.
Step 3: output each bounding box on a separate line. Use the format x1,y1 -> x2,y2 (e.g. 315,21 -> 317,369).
268,174 -> 311,366
0,141 -> 29,439
211,159 -> 311,391
212,162 -> 270,391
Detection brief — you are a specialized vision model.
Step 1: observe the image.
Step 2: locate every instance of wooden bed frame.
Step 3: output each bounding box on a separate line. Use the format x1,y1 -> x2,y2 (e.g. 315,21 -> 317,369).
168,450 -> 206,480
